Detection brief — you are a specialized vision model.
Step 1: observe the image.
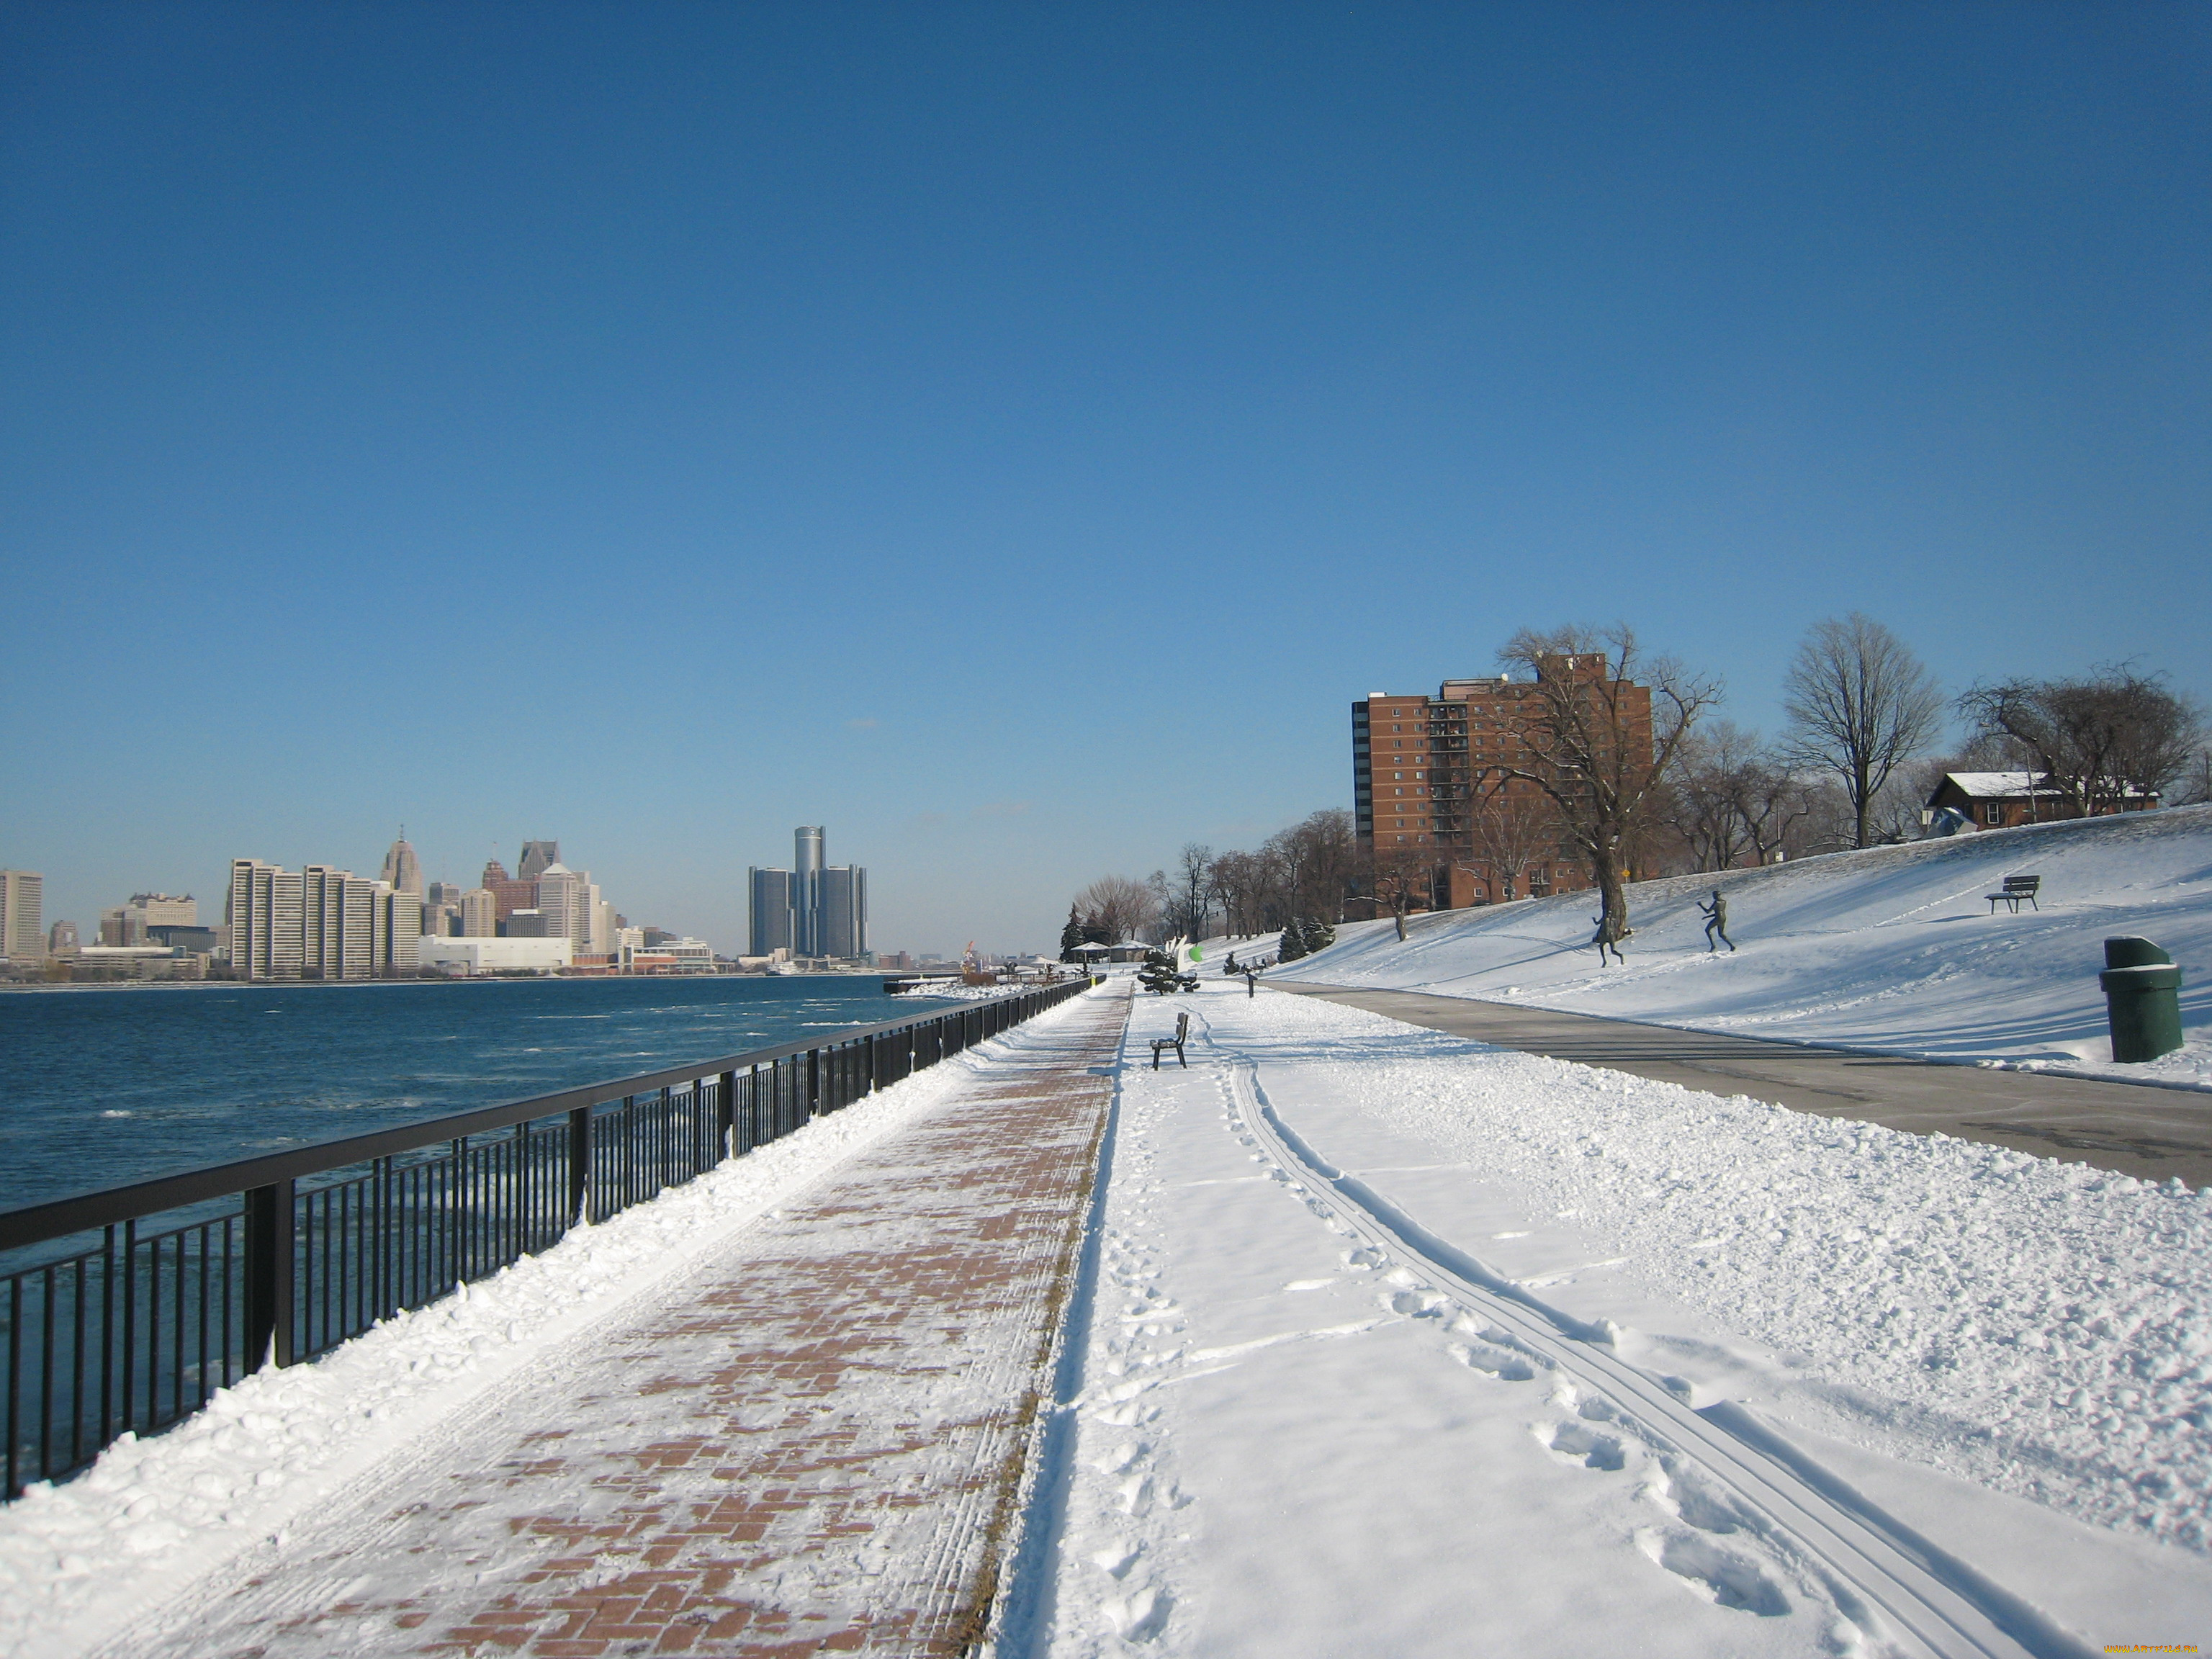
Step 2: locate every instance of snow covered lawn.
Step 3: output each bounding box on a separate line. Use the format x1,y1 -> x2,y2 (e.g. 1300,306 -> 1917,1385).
1267,804 -> 2212,1090
1027,981 -> 2212,1656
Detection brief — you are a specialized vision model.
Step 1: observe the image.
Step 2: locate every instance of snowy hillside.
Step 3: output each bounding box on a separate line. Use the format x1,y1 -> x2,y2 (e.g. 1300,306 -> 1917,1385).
1269,805 -> 2212,1088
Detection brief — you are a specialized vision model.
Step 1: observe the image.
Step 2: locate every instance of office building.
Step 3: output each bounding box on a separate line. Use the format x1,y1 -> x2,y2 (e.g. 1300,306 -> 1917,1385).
47,920 -> 80,956
518,840 -> 559,884
379,836 -> 423,897
750,827 -> 867,960
480,858 -> 537,924
821,864 -> 867,958
99,907 -> 147,946
1353,660 -> 1653,910
749,866 -> 795,956
459,886 -> 498,938
129,893 -> 197,929
1,871 -> 43,962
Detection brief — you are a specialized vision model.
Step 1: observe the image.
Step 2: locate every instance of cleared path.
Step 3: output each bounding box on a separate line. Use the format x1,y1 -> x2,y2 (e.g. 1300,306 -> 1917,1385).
111,987 -> 1130,1659
1277,984 -> 2212,1187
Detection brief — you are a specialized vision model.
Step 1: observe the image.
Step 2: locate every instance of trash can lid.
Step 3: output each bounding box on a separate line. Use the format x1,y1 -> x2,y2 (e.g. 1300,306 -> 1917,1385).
2105,936 -> 2175,969
2100,963 -> 2182,992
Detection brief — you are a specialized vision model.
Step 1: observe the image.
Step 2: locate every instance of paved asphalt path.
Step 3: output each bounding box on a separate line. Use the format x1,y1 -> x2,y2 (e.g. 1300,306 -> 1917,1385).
1275,983 -> 2212,1188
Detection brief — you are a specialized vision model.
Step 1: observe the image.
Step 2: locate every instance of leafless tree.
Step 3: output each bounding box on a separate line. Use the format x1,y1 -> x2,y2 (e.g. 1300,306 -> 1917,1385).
1461,776 -> 1556,902
1160,843 -> 1215,941
1359,840 -> 1434,942
1261,809 -> 1358,926
1488,624 -> 1720,946
2177,747 -> 2212,808
1959,665 -> 2203,817
1737,759 -> 1817,866
1207,850 -> 1266,937
1781,614 -> 1946,850
1074,874 -> 1156,944
1661,721 -> 1766,872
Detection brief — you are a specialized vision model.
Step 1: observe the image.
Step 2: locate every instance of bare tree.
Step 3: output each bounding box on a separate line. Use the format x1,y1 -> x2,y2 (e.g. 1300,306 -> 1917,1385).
1262,809 -> 1359,927
1074,874 -> 1156,944
1959,665 -> 2203,817
1359,840 -> 1434,942
1161,843 -> 1215,942
2177,746 -> 2212,808
1781,614 -> 1946,850
1737,758 -> 1817,866
1461,776 -> 1555,902
1489,624 -> 1720,946
1661,721 -> 1766,872
1208,850 -> 1265,937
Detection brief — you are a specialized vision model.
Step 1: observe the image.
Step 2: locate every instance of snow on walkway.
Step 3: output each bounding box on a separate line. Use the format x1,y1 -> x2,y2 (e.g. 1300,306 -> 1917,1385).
1025,981 -> 2212,1658
1267,804 -> 2212,1090
0,986 -> 1125,1659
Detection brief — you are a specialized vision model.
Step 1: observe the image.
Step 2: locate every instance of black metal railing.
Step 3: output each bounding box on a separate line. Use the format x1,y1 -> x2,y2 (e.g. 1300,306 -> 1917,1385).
0,977 -> 1093,1498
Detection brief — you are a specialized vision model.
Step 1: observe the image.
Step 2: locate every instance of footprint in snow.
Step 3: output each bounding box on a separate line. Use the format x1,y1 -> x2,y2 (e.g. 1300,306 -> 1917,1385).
1635,1528 -> 1791,1618
1541,1419 -> 1628,1472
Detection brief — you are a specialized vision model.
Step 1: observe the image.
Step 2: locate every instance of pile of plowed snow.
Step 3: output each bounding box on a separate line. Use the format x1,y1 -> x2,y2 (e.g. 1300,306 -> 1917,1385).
1269,804 -> 2212,1087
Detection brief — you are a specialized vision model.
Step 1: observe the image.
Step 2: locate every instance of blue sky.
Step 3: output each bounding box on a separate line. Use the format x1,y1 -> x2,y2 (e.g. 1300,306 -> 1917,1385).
4,3 -> 2206,956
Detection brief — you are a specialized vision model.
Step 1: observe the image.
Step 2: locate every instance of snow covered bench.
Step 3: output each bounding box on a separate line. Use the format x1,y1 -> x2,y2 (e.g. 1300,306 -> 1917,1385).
1987,874 -> 2041,914
1151,1012 -> 1191,1069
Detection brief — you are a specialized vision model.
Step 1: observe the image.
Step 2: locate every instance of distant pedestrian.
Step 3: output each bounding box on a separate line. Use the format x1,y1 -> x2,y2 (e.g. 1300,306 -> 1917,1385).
1699,889 -> 1735,953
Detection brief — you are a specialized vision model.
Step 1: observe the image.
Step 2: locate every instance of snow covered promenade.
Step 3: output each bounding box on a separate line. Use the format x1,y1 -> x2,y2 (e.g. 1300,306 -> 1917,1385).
1029,981 -> 2212,1656
3,986 -> 1128,1659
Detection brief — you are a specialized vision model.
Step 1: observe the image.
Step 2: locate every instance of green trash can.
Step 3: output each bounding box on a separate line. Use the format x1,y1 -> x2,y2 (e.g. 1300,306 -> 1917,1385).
2100,937 -> 2183,1064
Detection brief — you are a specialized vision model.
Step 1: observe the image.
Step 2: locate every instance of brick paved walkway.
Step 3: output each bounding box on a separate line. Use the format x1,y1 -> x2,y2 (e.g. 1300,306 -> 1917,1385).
130,988 -> 1129,1659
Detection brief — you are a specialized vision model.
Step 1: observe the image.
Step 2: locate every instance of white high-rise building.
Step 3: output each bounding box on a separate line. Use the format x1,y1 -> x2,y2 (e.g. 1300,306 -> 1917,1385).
1,871 -> 45,962
302,866 -> 375,980
535,864 -> 590,947
228,860 -> 305,980
228,858 -> 417,979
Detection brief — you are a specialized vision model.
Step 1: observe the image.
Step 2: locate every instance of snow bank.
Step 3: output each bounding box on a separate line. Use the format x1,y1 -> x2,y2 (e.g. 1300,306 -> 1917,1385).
1032,983 -> 2212,1658
0,1009 -> 1068,1659
1272,805 -> 2212,1089
1247,996 -> 2212,1550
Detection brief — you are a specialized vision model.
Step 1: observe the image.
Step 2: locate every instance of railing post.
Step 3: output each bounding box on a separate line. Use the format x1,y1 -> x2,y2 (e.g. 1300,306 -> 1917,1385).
717,1071 -> 736,1159
567,1107 -> 592,1226
806,1048 -> 820,1118
243,1179 -> 294,1370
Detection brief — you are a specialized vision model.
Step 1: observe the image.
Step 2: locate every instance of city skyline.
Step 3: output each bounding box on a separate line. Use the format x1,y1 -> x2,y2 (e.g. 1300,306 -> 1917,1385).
4,8 -> 2205,956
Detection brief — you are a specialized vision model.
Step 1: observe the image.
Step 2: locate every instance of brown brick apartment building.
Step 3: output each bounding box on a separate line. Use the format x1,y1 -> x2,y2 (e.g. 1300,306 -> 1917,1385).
1353,659 -> 1655,912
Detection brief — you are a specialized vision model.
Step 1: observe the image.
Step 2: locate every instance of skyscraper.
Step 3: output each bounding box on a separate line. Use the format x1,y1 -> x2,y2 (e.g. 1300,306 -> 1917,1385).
228,859 -> 305,980
749,866 -> 793,956
480,858 -> 536,924
750,828 -> 866,960
518,840 -> 559,884
820,865 -> 867,958
379,834 -> 423,896
793,826 -> 824,956
228,858 -> 418,979
1,871 -> 44,962
459,887 -> 498,938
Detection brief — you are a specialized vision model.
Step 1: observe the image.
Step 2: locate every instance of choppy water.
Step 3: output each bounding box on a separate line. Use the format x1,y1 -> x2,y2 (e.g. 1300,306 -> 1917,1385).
0,975 -> 954,1214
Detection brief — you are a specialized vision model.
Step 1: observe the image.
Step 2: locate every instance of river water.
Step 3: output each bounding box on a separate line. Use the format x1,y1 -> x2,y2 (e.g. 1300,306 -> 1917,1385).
0,975 -> 958,1214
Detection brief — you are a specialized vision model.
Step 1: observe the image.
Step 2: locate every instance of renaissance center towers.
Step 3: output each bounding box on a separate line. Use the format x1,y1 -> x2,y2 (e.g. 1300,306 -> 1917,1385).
749,826 -> 866,961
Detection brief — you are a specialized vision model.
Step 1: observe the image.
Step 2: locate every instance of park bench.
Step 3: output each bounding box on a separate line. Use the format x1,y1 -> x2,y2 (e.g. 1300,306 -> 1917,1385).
1987,874 -> 2041,914
1151,1011 -> 1191,1070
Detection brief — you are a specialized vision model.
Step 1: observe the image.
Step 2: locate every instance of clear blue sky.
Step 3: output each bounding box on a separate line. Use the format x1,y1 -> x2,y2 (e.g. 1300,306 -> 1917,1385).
4,3 -> 2206,956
